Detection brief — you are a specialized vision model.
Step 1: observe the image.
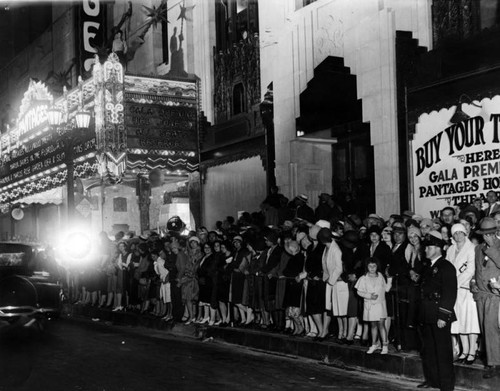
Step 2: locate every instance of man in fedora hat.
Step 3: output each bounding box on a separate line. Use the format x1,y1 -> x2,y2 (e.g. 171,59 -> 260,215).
459,205 -> 480,228
315,193 -> 333,222
292,194 -> 315,224
471,217 -> 500,378
417,231 -> 457,390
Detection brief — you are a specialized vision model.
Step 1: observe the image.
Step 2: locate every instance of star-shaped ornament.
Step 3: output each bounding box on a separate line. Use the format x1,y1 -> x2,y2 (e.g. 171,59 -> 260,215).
177,3 -> 195,21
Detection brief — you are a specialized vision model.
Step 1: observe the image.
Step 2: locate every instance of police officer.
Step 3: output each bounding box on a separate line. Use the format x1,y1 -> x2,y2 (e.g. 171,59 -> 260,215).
418,231 -> 457,390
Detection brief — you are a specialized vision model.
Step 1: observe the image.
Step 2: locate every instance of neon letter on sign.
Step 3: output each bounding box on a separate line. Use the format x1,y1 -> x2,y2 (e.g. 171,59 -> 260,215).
83,22 -> 99,53
83,0 -> 99,16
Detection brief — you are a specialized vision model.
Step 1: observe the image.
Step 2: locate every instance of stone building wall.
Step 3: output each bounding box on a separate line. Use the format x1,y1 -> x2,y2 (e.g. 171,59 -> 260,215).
259,0 -> 432,217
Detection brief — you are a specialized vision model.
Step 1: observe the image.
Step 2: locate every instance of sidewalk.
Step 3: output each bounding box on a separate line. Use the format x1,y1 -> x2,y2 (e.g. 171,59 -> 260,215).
66,304 -> 496,390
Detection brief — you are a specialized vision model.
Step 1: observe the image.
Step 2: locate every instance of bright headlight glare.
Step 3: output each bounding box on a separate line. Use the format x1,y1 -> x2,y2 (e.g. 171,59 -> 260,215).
55,229 -> 94,267
64,232 -> 91,259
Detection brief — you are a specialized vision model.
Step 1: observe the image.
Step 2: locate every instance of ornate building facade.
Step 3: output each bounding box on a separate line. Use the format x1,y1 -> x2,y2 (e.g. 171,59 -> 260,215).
0,0 -> 207,241
3,0 -> 500,240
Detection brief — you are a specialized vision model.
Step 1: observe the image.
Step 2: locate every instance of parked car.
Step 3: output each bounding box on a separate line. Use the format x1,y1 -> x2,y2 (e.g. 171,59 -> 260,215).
0,242 -> 62,330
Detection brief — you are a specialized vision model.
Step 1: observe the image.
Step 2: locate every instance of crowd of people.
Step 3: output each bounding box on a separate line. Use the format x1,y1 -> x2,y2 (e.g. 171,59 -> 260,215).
64,187 -> 500,389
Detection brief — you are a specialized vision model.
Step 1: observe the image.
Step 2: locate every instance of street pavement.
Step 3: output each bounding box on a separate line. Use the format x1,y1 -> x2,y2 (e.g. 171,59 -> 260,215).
0,318 -> 422,391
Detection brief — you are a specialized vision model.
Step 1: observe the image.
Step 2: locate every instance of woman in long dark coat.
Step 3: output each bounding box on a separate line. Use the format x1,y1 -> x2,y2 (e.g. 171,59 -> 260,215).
253,240 -> 270,328
282,240 -> 306,335
197,243 -> 218,324
303,228 -> 326,337
338,230 -> 362,344
243,237 -> 267,326
176,240 -> 198,324
228,236 -> 251,324
260,230 -> 283,330
134,243 -> 154,313
216,241 -> 232,325
126,241 -> 141,311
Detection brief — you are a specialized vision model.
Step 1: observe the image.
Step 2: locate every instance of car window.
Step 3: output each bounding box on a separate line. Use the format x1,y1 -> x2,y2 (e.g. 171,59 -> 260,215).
0,244 -> 33,270
0,252 -> 25,266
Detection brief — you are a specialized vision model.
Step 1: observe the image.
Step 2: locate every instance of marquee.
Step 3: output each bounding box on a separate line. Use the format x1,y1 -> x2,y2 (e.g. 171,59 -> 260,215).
0,54 -> 200,205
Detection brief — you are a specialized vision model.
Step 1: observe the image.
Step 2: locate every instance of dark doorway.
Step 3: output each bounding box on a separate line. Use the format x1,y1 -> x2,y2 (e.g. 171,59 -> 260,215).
332,123 -> 374,217
297,56 -> 375,216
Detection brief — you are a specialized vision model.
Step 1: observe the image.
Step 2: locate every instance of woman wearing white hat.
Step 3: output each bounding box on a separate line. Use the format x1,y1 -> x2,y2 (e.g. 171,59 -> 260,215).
446,223 -> 480,364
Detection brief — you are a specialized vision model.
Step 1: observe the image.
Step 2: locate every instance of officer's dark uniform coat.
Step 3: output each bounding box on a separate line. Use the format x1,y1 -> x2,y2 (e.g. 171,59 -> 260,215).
419,256 -> 457,391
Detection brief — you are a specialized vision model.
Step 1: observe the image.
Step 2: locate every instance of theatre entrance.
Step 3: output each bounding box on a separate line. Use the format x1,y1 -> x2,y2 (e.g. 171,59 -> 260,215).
297,56 -> 375,216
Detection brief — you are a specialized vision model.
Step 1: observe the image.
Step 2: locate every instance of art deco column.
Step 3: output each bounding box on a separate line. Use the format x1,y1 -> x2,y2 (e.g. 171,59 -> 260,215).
137,176 -> 151,234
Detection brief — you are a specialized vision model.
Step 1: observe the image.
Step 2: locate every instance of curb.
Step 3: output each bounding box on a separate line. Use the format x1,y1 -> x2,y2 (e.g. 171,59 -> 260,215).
64,304 -> 205,340
65,305 -> 496,390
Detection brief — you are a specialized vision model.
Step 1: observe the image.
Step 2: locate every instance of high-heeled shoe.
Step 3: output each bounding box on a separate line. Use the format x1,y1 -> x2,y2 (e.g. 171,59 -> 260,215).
454,355 -> 467,364
292,324 -> 304,336
464,354 -> 476,365
199,317 -> 210,324
244,314 -> 255,325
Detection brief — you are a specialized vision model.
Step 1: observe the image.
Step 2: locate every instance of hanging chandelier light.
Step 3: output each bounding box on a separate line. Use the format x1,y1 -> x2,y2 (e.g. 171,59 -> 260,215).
75,110 -> 91,129
46,106 -> 63,127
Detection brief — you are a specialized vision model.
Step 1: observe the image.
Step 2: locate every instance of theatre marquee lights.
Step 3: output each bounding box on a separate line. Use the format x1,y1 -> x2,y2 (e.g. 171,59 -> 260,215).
0,53 -> 200,205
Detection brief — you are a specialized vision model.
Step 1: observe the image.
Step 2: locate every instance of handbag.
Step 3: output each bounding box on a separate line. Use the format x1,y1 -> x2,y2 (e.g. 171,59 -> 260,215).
139,277 -> 148,286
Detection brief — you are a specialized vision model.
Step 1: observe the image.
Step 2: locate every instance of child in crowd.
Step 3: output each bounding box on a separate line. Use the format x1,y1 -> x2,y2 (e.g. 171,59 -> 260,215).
355,257 -> 392,354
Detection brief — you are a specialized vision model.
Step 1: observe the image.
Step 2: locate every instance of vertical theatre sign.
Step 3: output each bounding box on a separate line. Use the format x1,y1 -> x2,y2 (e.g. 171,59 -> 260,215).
76,0 -> 107,76
412,96 -> 500,218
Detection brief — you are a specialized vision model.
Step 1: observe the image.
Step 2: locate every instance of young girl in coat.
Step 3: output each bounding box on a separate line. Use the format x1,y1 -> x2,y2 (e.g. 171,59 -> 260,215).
355,257 -> 392,354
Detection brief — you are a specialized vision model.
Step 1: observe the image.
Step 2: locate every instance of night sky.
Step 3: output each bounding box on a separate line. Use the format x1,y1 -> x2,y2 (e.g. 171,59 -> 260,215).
0,1 -> 53,71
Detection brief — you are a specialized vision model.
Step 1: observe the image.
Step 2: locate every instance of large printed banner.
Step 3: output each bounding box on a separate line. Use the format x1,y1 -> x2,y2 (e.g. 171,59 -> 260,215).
413,96 -> 500,218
